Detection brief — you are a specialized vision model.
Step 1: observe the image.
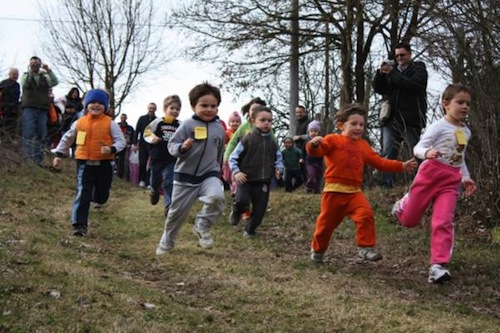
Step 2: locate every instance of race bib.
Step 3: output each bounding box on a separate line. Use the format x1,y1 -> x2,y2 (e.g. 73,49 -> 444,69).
194,126 -> 207,140
455,130 -> 467,145
76,131 -> 86,145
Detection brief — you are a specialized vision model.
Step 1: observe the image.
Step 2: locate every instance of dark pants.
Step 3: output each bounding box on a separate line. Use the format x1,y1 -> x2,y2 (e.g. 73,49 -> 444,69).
150,159 -> 175,208
305,160 -> 323,194
116,147 -> 130,180
72,160 -> 113,229
233,182 -> 270,235
284,168 -> 303,192
381,121 -> 420,187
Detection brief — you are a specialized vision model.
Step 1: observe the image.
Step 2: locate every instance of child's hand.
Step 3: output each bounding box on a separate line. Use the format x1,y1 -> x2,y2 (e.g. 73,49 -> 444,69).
299,159 -> 304,164
309,136 -> 323,147
425,149 -> 441,159
181,138 -> 194,152
402,158 -> 418,172
234,172 -> 247,185
150,135 -> 161,144
463,178 -> 477,197
101,146 -> 112,155
275,169 -> 281,180
53,157 -> 62,169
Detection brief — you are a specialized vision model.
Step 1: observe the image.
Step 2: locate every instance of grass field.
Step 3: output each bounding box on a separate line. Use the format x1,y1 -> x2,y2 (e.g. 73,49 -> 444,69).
1,149 -> 499,332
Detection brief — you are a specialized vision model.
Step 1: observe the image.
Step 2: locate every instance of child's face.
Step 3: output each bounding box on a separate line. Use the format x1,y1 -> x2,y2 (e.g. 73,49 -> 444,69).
254,111 -> 272,133
443,91 -> 471,126
339,114 -> 364,140
229,118 -> 241,131
309,129 -> 319,138
248,103 -> 262,123
284,139 -> 293,149
165,102 -> 181,120
193,94 -> 218,122
87,101 -> 106,116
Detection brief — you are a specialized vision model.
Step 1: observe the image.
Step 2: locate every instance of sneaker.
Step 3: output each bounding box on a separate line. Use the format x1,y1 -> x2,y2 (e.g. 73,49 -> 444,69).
230,211 -> 241,226
391,193 -> 409,217
242,210 -> 251,220
192,225 -> 214,249
358,247 -> 383,261
150,191 -> 160,205
139,181 -> 146,188
310,249 -> 324,263
72,228 -> 87,237
155,246 -> 170,256
242,230 -> 256,238
428,264 -> 451,283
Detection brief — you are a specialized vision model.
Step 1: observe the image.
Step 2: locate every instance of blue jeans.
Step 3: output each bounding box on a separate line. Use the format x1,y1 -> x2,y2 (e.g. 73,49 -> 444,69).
22,107 -> 48,165
150,160 -> 175,208
381,120 -> 421,187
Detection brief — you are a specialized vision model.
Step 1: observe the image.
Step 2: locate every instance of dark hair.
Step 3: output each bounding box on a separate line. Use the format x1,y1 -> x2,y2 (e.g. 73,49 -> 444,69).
442,83 -> 472,102
296,105 -> 305,110
334,103 -> 366,123
394,42 -> 411,53
30,56 -> 41,62
66,87 -> 80,99
241,97 -> 266,116
250,105 -> 272,120
189,82 -> 221,108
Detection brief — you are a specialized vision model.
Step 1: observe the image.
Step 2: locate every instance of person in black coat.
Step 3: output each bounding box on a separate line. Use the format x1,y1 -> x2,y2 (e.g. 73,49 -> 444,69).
372,42 -> 428,188
132,102 -> 157,187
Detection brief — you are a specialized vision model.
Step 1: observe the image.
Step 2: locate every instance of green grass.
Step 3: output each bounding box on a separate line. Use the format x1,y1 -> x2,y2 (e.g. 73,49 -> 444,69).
0,150 -> 499,332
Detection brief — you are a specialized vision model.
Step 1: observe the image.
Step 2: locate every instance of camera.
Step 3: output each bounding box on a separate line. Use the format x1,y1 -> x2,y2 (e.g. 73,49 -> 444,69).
382,59 -> 395,66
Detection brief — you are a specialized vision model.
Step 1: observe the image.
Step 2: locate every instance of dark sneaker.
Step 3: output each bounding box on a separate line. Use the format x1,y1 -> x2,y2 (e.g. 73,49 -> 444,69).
150,191 -> 160,205
428,264 -> 451,283
230,211 -> 241,226
72,228 -> 87,237
242,230 -> 256,238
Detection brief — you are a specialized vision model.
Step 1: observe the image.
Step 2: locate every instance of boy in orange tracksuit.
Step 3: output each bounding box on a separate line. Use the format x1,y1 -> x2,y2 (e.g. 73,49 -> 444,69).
306,103 -> 417,263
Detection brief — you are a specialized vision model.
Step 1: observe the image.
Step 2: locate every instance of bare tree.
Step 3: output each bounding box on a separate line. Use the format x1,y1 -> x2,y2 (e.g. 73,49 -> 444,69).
38,0 -> 169,114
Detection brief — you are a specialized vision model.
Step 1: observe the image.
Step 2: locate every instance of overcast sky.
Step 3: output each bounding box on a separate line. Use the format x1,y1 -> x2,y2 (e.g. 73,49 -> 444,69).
0,0 -> 245,127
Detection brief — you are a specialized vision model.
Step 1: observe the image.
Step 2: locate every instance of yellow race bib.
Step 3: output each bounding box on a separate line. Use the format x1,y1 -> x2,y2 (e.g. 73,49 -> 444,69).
76,131 -> 86,145
455,130 -> 467,145
194,126 -> 207,140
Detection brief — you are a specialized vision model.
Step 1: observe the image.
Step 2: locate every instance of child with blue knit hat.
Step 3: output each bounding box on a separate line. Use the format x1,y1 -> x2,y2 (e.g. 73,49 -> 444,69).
304,120 -> 323,194
53,89 -> 126,236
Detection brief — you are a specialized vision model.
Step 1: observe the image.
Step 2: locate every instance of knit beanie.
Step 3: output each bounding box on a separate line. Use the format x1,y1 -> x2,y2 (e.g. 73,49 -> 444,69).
228,111 -> 242,122
307,120 -> 321,132
83,89 -> 109,111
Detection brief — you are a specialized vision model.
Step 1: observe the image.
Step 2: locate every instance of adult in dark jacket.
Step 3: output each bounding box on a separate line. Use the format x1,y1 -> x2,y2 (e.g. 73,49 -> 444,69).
372,42 -> 428,187
0,68 -> 21,140
132,102 -> 157,187
21,56 -> 58,165
116,113 -> 135,180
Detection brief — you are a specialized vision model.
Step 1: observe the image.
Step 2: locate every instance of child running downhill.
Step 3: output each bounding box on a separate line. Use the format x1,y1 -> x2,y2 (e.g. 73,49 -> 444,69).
392,83 -> 476,283
307,103 -> 417,263
155,82 -> 226,255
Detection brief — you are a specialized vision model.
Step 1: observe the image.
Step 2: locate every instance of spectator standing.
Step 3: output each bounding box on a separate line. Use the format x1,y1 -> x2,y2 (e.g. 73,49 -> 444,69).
281,137 -> 303,192
116,113 -> 135,180
228,106 -> 283,237
155,83 -> 225,255
303,120 -> 323,194
52,89 -> 126,236
133,103 -> 157,188
61,87 -> 83,133
292,105 -> 311,181
21,56 -> 58,165
222,111 -> 242,193
144,95 -> 182,218
0,68 -> 21,140
372,42 -> 428,188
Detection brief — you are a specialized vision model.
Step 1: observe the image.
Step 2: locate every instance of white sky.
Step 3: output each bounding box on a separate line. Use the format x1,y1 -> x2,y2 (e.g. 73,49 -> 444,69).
0,0 -> 246,128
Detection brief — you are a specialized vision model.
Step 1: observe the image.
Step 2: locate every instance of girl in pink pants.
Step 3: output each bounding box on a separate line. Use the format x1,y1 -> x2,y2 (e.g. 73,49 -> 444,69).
392,84 -> 477,284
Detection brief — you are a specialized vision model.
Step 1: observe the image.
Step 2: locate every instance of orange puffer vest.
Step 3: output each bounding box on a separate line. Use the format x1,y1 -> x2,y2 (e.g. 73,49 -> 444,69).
75,114 -> 114,161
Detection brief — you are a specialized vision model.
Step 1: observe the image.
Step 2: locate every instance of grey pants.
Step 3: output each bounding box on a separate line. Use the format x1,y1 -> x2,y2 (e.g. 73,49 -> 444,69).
158,176 -> 225,250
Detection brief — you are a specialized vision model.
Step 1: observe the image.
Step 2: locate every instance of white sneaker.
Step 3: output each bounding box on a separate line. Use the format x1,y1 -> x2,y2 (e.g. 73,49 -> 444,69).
139,181 -> 146,188
358,247 -> 383,261
391,193 -> 409,217
192,226 -> 214,249
155,246 -> 170,256
428,264 -> 451,283
310,249 -> 324,263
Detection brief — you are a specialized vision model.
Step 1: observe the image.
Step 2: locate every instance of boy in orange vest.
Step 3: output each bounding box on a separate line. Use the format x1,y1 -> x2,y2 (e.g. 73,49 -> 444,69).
53,89 -> 126,236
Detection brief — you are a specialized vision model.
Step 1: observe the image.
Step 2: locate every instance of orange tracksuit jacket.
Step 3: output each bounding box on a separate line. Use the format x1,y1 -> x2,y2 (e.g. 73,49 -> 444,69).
306,134 -> 403,252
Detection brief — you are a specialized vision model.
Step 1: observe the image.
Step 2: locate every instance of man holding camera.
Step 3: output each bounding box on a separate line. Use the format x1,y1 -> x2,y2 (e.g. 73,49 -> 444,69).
372,42 -> 428,188
21,56 -> 58,165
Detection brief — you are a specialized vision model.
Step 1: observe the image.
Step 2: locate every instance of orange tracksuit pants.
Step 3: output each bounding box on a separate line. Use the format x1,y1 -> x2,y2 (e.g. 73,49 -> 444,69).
311,191 -> 376,253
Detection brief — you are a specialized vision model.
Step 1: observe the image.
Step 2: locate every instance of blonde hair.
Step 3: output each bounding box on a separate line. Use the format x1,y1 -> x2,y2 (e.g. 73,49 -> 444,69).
163,95 -> 181,109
